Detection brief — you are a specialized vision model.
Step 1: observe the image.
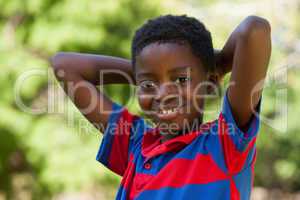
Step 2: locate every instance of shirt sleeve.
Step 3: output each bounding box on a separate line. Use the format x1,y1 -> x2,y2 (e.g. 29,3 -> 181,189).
218,90 -> 262,174
96,103 -> 149,176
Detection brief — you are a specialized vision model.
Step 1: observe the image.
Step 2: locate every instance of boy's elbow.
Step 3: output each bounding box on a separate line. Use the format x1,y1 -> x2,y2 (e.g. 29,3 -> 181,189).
50,52 -> 68,70
240,16 -> 271,40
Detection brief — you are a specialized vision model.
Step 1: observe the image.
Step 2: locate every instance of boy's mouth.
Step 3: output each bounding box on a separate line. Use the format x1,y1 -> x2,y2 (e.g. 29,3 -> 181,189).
155,105 -> 184,121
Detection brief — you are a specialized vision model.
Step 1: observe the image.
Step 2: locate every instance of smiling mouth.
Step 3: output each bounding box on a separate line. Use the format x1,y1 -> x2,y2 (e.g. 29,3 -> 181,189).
158,108 -> 178,115
156,106 -> 184,120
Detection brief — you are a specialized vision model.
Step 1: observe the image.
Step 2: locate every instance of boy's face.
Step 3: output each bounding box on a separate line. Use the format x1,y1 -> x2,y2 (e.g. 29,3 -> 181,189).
135,42 -> 208,134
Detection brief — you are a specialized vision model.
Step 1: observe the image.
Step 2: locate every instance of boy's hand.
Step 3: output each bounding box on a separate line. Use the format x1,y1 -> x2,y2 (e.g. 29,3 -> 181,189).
213,49 -> 232,81
50,53 -> 134,133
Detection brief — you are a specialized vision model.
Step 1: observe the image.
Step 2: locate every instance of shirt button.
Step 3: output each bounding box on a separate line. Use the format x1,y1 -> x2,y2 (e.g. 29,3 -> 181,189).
144,163 -> 151,170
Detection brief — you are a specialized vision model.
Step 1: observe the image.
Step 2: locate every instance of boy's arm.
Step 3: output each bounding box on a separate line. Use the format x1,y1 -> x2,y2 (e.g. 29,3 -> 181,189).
50,52 -> 134,132
216,16 -> 271,130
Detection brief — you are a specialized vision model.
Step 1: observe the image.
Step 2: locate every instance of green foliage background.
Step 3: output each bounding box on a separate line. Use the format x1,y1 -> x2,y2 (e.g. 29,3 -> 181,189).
0,0 -> 299,199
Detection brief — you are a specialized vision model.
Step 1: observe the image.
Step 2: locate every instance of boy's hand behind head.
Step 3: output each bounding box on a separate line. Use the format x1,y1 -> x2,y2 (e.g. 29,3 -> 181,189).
214,49 -> 232,80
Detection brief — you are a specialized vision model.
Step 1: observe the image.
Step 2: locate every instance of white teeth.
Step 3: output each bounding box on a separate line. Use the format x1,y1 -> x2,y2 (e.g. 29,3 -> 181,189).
159,108 -> 177,115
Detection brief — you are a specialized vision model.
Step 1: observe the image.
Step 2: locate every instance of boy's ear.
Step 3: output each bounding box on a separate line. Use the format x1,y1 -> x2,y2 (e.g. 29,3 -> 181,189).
206,73 -> 221,96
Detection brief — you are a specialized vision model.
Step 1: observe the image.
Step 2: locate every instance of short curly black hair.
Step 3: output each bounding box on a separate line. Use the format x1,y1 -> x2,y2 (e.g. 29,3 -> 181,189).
131,14 -> 215,72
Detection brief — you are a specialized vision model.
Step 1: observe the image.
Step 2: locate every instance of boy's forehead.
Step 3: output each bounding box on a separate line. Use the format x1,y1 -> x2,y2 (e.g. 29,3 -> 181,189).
135,42 -> 204,73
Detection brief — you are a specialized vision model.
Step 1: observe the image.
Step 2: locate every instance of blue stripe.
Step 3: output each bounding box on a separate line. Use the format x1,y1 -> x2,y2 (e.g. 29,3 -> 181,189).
222,90 -> 261,152
115,185 -> 128,200
206,127 -> 229,174
135,181 -> 231,200
233,165 -> 253,200
96,103 -> 123,166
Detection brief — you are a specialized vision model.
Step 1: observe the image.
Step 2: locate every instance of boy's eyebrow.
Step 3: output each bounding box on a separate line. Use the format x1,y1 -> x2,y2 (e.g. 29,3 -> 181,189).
136,72 -> 155,79
136,66 -> 192,79
168,66 -> 191,73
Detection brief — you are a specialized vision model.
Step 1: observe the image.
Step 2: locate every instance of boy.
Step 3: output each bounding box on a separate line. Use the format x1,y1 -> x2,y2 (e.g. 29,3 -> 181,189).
50,14 -> 271,200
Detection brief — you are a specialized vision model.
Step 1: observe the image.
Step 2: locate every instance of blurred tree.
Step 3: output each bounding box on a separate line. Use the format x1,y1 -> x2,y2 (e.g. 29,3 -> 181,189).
0,0 -> 161,199
1,0 -> 300,199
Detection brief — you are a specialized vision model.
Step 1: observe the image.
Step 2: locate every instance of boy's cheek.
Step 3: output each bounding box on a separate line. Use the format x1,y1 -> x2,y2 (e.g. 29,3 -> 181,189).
138,94 -> 153,112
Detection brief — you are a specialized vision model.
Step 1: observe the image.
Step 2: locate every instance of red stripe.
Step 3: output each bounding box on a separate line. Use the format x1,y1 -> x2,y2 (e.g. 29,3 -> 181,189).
230,177 -> 240,200
251,149 -> 257,189
130,153 -> 228,198
120,153 -> 136,198
218,114 -> 256,174
129,173 -> 154,200
108,109 -> 135,176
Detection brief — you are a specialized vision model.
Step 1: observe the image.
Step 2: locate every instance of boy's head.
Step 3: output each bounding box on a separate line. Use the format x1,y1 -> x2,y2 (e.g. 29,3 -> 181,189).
131,14 -> 216,135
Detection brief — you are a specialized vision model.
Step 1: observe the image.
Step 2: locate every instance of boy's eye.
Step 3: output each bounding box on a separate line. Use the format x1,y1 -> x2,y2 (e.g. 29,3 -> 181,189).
139,80 -> 156,90
175,77 -> 191,85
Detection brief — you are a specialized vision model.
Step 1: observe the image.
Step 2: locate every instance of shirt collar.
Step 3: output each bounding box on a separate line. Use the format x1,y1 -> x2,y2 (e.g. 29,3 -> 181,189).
141,121 -> 215,160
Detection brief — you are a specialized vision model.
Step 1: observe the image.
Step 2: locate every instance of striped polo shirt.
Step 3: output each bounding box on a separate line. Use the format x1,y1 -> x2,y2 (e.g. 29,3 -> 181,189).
96,91 -> 261,200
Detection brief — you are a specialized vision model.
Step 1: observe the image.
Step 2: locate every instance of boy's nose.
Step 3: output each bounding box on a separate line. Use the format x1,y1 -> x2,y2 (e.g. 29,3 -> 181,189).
154,83 -> 179,103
